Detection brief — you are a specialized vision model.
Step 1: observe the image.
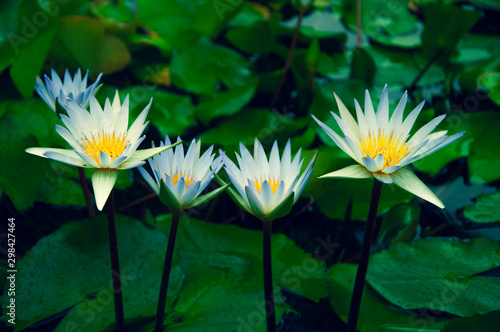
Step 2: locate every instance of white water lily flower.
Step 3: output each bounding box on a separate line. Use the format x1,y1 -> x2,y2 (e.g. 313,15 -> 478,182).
312,85 -> 465,209
26,91 -> 179,210
35,68 -> 103,112
222,139 -> 317,220
138,136 -> 225,209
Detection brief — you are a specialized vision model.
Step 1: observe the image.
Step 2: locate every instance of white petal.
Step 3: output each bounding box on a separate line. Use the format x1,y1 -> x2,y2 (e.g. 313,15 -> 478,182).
354,99 -> 369,138
128,144 -> 179,162
181,181 -> 201,206
245,185 -> 266,216
397,100 -> 425,140
364,89 -> 378,134
376,85 -> 389,130
319,164 -> 373,179
311,114 -> 359,161
387,91 -> 407,133
117,160 -> 146,170
269,141 -> 280,179
407,114 -> 446,148
98,151 -> 112,168
391,168 -> 444,209
91,169 -> 118,211
333,92 -> 360,138
43,150 -> 88,168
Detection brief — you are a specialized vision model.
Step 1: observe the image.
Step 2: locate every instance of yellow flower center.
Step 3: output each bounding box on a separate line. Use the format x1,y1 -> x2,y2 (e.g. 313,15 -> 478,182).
359,131 -> 410,169
254,178 -> 281,195
171,171 -> 195,188
82,131 -> 127,166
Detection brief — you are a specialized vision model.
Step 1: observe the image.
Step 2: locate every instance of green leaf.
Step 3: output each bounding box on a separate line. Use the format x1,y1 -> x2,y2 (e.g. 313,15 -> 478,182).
478,71 -> 500,106
55,16 -> 131,75
350,48 -> 376,87
186,183 -> 229,209
265,193 -> 295,221
200,108 -> 297,147
37,160 -> 85,207
464,190 -> 500,223
367,238 -> 500,317
328,263 -> 451,331
306,38 -> 320,72
190,0 -> 244,37
0,135 -> 49,211
0,214 -> 184,331
195,77 -> 258,125
341,0 -> 421,48
9,3 -> 59,98
226,12 -> 280,54
376,203 -> 421,246
170,40 -> 251,95
155,214 -> 329,303
159,179 -> 182,209
442,310 -> 500,332
422,4 -> 480,63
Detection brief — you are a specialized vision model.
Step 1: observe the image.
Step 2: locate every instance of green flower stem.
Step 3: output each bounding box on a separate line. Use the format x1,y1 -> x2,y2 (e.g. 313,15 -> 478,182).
106,192 -> 124,330
155,212 -> 181,332
78,166 -> 95,218
346,179 -> 383,332
262,220 -> 276,332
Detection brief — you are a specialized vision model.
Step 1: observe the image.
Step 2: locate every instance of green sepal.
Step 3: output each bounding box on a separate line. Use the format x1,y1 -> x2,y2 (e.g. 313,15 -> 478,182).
186,183 -> 230,209
214,173 -> 252,214
159,179 -> 182,210
264,192 -> 295,221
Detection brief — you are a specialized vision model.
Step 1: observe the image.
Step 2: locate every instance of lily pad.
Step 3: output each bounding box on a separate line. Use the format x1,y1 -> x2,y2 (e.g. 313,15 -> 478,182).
0,214 -> 184,331
154,214 -> 329,303
367,238 -> 500,317
464,190 -> 500,223
328,263 -> 451,332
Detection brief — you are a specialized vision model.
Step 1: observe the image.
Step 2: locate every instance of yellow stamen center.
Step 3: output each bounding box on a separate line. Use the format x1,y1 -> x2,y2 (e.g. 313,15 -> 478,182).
254,178 -> 281,195
171,171 -> 195,189
82,131 -> 127,166
359,131 -> 410,169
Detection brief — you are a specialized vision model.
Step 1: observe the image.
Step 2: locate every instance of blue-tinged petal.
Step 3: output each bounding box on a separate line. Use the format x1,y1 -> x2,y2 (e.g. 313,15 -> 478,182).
245,185 -> 267,216
117,159 -> 146,170
108,155 -> 128,169
311,114 -> 360,161
373,172 -> 393,184
260,180 -> 275,214
98,151 -> 112,168
42,150 -> 88,167
373,154 -> 385,171
138,166 -> 160,194
181,181 -> 201,206
381,165 -> 401,174
92,169 -> 118,211
362,156 -> 381,172
392,168 -> 444,209
128,143 -> 181,162
407,114 -> 446,148
73,149 -> 101,168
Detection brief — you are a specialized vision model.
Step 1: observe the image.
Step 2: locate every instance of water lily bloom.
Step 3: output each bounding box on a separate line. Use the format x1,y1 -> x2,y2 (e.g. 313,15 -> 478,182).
26,91 -> 179,210
35,68 -> 103,112
138,136 -> 226,210
222,139 -> 317,220
312,85 -> 465,208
